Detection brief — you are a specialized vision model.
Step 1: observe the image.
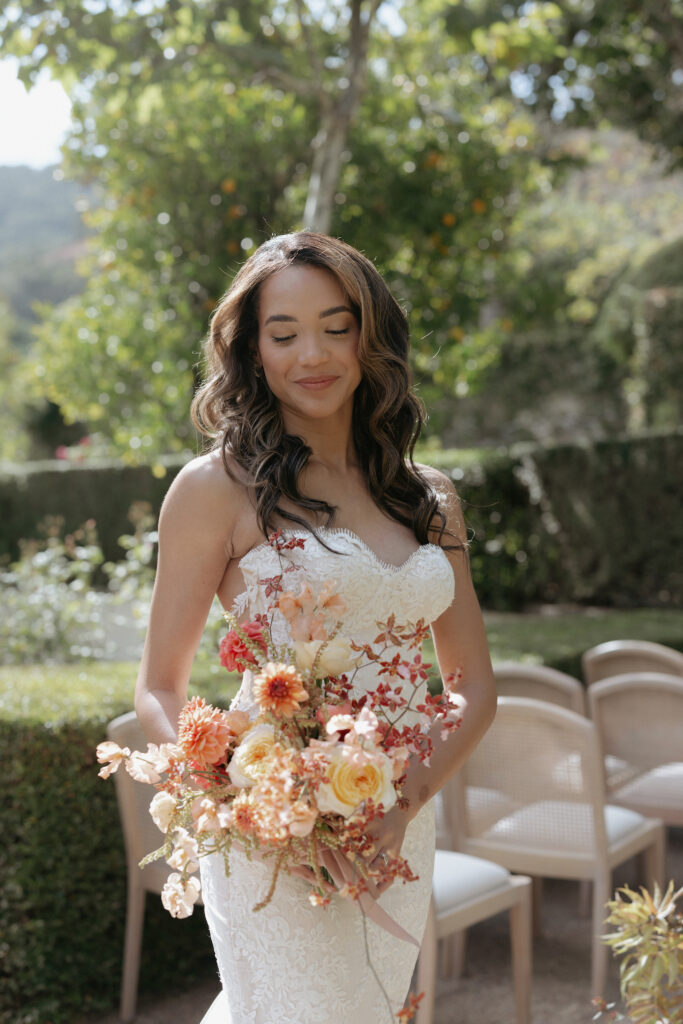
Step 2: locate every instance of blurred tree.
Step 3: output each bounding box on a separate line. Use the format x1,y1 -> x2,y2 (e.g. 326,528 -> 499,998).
1,0 -> 551,455
454,0 -> 683,170
448,130 -> 683,446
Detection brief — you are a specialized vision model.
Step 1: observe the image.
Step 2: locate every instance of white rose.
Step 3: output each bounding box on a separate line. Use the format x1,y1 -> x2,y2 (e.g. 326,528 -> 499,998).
315,744 -> 397,818
228,723 -> 276,788
149,790 -> 177,833
293,637 -> 359,677
161,872 -> 201,918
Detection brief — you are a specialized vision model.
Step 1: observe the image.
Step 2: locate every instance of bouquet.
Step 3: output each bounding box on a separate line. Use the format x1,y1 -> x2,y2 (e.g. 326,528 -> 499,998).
97,530 -> 463,1019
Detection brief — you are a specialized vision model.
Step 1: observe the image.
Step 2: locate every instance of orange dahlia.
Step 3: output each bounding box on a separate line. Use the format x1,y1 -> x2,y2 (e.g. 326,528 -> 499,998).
177,696 -> 234,767
252,662 -> 309,718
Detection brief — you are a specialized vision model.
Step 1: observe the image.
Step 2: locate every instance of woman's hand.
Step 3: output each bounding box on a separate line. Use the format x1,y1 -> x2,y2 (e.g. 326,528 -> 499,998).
356,803 -> 411,896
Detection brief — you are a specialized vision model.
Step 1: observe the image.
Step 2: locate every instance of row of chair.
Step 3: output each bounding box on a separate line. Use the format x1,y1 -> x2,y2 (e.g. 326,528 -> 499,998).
417,640 -> 682,1023
109,640 -> 682,1022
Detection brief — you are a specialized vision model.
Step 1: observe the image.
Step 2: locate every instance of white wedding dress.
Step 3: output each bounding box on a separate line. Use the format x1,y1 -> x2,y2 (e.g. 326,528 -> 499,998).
199,527 -> 454,1024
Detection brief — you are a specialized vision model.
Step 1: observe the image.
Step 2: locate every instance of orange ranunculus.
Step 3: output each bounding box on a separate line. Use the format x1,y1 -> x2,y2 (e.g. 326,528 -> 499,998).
252,662 -> 309,718
177,696 -> 235,767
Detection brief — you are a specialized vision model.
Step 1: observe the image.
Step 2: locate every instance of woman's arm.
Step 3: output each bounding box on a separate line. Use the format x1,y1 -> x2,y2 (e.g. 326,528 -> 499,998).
399,466 -> 497,814
134,454 -> 240,745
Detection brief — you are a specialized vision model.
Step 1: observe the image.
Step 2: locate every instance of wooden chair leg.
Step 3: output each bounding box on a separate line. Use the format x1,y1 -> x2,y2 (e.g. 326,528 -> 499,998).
591,872 -> 611,1000
531,876 -> 543,937
120,877 -> 145,1023
439,929 -> 467,979
643,825 -> 666,894
415,900 -> 437,1024
510,885 -> 532,1024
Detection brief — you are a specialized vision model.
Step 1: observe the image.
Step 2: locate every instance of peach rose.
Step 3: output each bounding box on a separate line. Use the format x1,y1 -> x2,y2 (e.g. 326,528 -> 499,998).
315,743 -> 397,818
228,723 -> 277,788
293,637 -> 359,678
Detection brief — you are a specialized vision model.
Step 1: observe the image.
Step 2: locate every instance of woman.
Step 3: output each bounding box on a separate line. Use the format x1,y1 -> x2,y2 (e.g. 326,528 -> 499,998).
135,231 -> 496,1023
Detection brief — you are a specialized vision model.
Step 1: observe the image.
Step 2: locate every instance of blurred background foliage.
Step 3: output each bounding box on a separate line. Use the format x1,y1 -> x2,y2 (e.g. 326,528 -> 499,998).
0,0 -> 682,461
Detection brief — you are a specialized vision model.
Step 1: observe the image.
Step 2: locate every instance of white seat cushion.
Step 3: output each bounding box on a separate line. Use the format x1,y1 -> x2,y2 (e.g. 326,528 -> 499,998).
432,850 -> 511,914
613,763 -> 683,811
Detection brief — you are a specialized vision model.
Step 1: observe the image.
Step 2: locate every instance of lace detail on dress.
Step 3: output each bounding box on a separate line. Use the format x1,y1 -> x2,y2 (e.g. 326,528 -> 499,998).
201,528 -> 453,1024
229,528 -> 454,720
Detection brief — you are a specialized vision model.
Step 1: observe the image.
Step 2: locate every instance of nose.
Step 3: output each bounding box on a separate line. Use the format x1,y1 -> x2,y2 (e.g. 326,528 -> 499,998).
298,332 -> 329,366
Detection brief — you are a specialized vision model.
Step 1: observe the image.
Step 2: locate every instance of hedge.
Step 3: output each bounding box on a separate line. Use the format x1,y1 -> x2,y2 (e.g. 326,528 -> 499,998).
0,663 -> 239,1024
1,430 -> 682,609
5,608 -> 683,1023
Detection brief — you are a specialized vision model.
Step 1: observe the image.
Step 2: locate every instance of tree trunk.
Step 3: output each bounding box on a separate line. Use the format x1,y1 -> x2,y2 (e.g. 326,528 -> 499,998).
302,0 -> 380,234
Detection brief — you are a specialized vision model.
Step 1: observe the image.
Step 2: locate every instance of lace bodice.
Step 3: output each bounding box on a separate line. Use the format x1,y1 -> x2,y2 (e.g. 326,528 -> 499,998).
230,527 -> 455,720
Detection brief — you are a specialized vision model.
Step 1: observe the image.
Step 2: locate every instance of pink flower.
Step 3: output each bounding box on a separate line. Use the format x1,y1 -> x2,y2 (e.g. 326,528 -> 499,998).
219,621 -> 267,672
96,741 -> 130,779
192,796 -> 233,833
125,749 -> 162,784
55,445 -> 68,460
177,696 -> 236,768
281,799 -> 318,837
161,873 -> 201,918
167,827 -> 199,873
278,584 -> 328,642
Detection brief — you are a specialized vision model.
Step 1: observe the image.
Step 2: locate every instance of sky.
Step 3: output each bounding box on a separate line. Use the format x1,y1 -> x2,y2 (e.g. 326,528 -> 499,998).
0,58 -> 72,168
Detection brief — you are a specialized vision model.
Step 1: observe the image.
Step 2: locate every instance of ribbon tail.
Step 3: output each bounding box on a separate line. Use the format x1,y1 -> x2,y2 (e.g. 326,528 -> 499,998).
357,889 -> 420,947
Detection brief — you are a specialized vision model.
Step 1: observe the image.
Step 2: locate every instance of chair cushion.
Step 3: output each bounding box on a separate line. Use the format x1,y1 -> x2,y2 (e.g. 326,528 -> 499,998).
479,800 -> 646,851
432,850 -> 511,915
613,763 -> 683,813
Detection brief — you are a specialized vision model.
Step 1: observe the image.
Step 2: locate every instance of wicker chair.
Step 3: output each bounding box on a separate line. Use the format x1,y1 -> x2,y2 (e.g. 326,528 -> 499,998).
582,640 -> 683,686
587,673 -> 683,828
494,662 -> 586,714
455,697 -> 665,998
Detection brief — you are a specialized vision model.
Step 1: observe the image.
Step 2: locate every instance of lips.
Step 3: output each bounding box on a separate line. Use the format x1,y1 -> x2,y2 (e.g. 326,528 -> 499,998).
295,376 -> 339,388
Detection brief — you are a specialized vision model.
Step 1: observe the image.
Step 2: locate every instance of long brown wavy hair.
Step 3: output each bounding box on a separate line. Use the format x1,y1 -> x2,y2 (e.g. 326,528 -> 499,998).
192,231 -> 452,547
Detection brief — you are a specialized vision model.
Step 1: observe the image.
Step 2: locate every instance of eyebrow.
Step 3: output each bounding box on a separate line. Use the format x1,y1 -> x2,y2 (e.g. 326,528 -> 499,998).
264,305 -> 354,326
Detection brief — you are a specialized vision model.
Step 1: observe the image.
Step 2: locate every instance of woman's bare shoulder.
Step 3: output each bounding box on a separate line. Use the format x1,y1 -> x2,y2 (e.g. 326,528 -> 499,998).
159,450 -> 252,556
414,462 -> 466,544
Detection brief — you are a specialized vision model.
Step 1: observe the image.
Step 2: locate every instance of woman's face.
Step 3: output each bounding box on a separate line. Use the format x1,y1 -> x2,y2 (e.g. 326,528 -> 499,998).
256,263 -> 362,426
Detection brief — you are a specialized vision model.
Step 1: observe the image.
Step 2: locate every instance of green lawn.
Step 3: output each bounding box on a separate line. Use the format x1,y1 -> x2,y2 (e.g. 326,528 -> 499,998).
5,606 -> 682,722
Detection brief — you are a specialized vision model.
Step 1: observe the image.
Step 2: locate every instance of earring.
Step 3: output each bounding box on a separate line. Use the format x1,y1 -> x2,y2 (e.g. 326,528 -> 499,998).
254,365 -> 263,378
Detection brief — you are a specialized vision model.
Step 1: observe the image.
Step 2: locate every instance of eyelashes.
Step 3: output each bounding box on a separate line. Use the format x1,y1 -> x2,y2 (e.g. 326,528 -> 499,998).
271,328 -> 351,343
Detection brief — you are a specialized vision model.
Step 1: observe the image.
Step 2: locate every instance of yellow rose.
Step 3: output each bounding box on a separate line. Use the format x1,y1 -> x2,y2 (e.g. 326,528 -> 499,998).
228,723 -> 276,788
315,744 -> 397,818
293,637 -> 360,677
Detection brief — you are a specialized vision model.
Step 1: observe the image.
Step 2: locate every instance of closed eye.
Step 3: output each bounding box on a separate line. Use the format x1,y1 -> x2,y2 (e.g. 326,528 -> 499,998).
328,328 -> 350,336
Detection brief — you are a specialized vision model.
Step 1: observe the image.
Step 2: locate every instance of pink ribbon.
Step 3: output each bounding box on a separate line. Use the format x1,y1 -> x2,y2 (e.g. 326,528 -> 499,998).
327,850 -> 419,947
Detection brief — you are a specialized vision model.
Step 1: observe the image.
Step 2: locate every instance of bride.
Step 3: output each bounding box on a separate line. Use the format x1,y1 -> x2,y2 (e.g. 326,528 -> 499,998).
134,231 -> 496,1023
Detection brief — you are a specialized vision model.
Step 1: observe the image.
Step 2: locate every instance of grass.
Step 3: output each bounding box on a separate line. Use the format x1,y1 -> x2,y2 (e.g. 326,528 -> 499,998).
5,606 -> 682,721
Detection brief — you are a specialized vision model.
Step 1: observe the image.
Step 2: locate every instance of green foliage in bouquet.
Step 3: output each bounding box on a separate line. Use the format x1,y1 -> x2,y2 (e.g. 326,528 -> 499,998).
593,882 -> 683,1024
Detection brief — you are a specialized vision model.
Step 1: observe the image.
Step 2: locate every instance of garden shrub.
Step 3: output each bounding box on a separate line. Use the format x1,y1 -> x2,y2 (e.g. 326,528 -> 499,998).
429,430 -> 683,609
4,432 -> 681,611
1,663 -> 239,1024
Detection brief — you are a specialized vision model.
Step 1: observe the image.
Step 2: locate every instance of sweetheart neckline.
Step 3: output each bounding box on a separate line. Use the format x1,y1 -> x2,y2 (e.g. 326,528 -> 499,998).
237,525 -> 448,575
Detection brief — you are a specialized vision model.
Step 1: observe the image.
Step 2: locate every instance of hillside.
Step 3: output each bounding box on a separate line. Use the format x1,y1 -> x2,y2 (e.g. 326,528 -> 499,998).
0,165 -> 91,344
